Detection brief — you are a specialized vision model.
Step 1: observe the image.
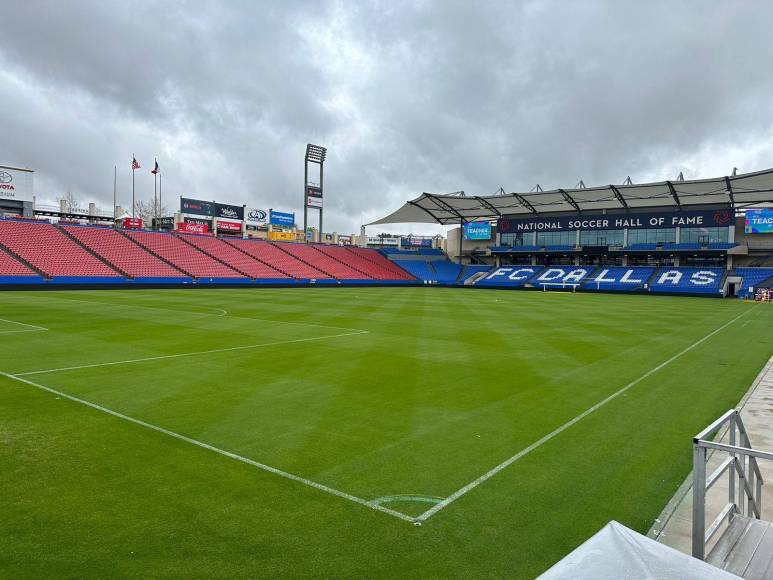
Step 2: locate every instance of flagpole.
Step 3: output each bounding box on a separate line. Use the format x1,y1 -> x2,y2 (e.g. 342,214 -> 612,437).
132,154 -> 135,218
113,165 -> 117,221
154,162 -> 157,226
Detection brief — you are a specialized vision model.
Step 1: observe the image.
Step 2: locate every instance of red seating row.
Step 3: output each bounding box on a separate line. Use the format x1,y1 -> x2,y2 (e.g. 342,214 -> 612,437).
0,219 -> 416,282
125,230 -> 245,278
344,247 -> 416,280
0,220 -> 119,277
225,239 -> 331,279
281,244 -> 368,279
63,226 -> 183,278
178,235 -> 289,279
0,249 -> 39,277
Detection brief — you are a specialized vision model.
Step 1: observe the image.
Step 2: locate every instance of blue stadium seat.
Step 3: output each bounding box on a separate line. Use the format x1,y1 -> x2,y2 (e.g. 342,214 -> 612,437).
650,267 -> 724,294
663,243 -> 702,251
583,267 -> 654,291
532,266 -> 594,287
543,244 -> 576,251
735,268 -> 773,298
458,264 -> 491,283
430,260 -> 462,283
708,242 -> 737,250
476,266 -> 543,287
626,243 -> 658,251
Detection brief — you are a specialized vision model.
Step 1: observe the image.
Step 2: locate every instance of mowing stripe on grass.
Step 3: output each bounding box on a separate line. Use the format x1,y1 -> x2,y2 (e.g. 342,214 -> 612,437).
0,370 -> 417,524
15,331 -> 369,376
22,294 -> 367,333
415,306 -> 757,522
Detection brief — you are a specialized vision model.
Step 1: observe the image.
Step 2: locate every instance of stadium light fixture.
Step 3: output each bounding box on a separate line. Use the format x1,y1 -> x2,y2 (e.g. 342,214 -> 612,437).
305,144 -> 327,164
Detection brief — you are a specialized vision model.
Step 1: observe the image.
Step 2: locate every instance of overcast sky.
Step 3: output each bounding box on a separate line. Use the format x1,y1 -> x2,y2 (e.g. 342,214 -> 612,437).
3,1 -> 773,235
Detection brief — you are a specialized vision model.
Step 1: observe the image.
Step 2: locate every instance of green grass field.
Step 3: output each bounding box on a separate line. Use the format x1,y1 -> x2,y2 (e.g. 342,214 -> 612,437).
2,287 -> 772,578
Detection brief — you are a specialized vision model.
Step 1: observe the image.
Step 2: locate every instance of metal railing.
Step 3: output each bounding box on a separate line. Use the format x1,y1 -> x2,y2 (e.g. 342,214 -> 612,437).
692,409 -> 769,559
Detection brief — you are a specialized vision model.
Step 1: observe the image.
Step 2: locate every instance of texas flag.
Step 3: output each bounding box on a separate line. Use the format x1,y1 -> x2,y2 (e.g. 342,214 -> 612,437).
151,159 -> 159,175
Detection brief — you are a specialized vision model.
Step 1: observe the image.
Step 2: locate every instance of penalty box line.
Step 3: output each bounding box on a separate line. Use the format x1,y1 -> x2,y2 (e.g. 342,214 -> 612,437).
415,306 -> 759,523
15,330 -> 369,377
0,317 -> 49,333
0,370 -> 416,524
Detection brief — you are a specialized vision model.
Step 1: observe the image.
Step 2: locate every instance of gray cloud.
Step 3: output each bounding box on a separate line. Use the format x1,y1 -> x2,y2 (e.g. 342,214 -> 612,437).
2,0 -> 773,235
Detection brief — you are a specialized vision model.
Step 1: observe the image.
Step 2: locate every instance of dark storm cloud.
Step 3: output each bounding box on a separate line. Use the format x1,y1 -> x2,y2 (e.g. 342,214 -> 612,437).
2,0 -> 773,233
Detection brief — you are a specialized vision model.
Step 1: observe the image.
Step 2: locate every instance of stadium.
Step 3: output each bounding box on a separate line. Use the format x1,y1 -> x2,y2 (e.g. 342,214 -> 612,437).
3,155 -> 773,578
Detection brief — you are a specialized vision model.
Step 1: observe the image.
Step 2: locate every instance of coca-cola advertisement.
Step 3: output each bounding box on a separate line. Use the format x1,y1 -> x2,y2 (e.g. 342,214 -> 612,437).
122,217 -> 144,229
175,221 -> 209,234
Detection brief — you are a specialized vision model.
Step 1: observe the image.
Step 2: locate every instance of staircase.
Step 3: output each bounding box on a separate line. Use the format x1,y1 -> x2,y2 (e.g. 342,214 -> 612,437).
693,409 -> 773,578
707,515 -> 773,577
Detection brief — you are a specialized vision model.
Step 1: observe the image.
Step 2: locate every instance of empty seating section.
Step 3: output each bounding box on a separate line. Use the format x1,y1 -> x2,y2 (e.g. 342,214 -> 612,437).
269,243 -> 341,278
664,242 -> 701,250
178,235 -> 288,279
64,226 -> 183,278
224,239 -> 329,279
430,260 -> 462,283
305,245 -> 371,279
650,267 -> 724,294
0,250 -> 39,277
476,266 -> 543,287
312,245 -> 404,280
345,247 -> 415,279
583,267 -> 654,291
0,220 -> 119,277
393,260 -> 433,281
459,264 -> 492,283
126,230 -> 244,278
626,243 -> 657,251
736,268 -> 773,298
709,242 -> 737,250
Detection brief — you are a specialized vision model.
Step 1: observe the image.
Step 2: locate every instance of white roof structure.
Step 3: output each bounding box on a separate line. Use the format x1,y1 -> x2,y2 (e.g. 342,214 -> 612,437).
537,521 -> 740,580
369,168 -> 773,225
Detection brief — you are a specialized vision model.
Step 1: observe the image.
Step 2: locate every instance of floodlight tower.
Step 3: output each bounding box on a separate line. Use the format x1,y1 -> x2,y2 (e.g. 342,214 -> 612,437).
304,144 -> 327,242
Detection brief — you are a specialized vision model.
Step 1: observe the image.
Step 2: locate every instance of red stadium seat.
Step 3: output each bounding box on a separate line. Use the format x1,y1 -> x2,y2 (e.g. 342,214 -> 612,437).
126,230 -> 245,278
177,235 -> 289,279
0,220 -> 120,277
63,226 -> 185,278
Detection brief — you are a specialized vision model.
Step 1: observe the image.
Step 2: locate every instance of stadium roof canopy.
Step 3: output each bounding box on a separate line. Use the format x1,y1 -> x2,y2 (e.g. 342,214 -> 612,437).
369,167 -> 773,225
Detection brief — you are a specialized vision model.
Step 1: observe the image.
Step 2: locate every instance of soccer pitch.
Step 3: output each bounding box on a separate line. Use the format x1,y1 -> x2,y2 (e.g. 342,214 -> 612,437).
2,287 -> 772,578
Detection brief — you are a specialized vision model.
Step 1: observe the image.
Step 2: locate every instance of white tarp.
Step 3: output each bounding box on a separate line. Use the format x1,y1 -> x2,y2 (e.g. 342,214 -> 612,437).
538,521 -> 740,580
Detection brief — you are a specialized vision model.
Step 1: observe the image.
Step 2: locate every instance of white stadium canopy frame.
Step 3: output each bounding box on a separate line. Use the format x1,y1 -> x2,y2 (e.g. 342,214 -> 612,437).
368,167 -> 773,225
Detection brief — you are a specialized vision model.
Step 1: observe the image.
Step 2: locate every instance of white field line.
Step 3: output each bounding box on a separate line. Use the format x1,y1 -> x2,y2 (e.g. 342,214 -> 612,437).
415,306 -> 758,522
24,294 -> 366,333
16,330 -> 369,376
0,317 -> 48,333
0,371 -> 415,524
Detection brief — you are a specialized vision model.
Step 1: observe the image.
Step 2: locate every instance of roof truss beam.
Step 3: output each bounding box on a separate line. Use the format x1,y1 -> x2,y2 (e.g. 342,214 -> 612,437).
475,196 -> 502,217
725,176 -> 735,205
511,192 -> 537,214
665,181 -> 681,207
558,189 -> 581,213
609,184 -> 628,209
423,193 -> 465,222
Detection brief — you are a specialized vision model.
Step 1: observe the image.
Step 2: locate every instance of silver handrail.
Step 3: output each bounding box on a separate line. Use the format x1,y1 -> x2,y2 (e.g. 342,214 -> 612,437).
692,409 -> 765,560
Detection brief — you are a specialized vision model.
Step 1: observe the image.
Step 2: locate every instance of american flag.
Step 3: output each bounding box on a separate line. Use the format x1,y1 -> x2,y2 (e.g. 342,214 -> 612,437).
132,157 -> 140,170
151,159 -> 159,175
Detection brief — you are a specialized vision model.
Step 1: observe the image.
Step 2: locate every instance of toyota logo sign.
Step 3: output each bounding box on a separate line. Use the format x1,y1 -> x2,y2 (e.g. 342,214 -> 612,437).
0,171 -> 12,184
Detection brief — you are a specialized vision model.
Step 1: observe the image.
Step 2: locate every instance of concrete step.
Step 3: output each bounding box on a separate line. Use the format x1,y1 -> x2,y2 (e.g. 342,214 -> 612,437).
708,515 -> 773,579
